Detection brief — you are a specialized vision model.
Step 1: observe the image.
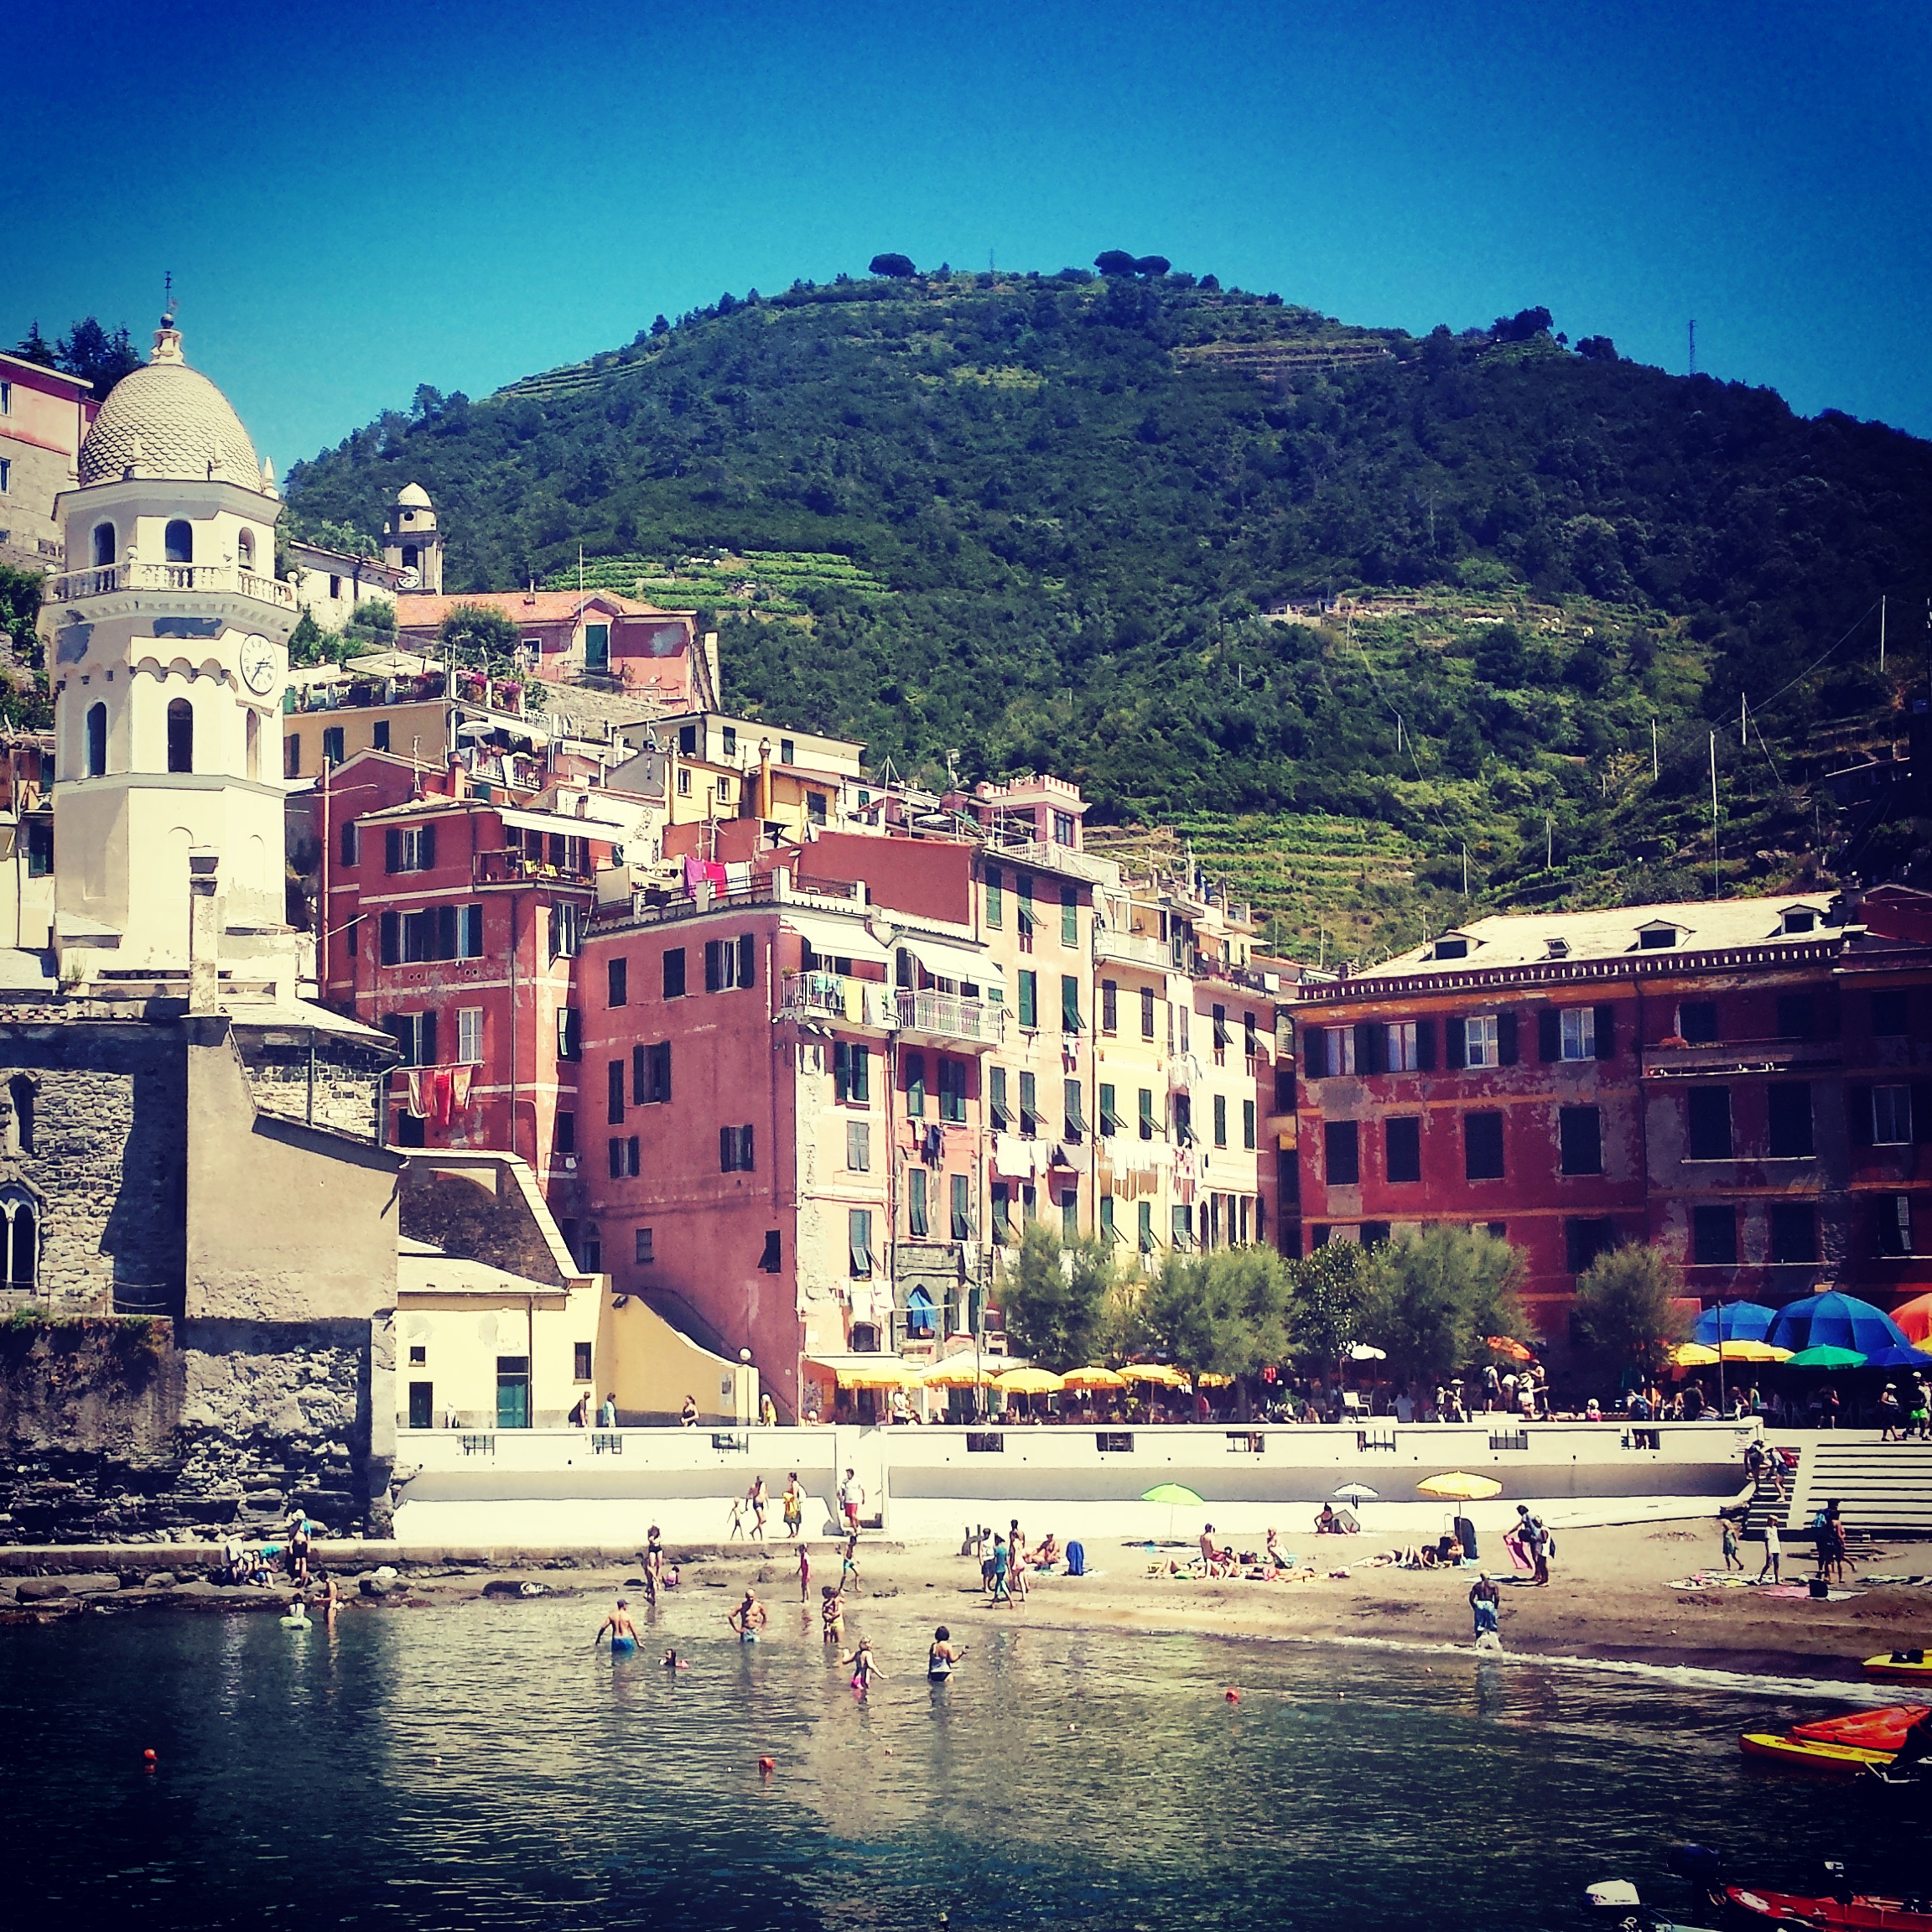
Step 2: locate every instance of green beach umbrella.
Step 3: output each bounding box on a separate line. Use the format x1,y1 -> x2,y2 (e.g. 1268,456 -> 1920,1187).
1784,1345 -> 1867,1369
1142,1481 -> 1206,1540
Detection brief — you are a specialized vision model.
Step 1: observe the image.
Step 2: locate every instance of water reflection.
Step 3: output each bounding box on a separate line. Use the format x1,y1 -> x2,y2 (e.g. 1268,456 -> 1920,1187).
0,1590 -> 1907,1932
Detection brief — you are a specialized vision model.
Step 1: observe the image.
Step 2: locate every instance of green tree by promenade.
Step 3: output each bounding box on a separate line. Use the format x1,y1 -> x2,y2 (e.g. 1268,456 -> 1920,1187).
1361,1225 -> 1531,1384
1131,1245 -> 1291,1382
997,1222 -> 1125,1370
1572,1242 -> 1692,1379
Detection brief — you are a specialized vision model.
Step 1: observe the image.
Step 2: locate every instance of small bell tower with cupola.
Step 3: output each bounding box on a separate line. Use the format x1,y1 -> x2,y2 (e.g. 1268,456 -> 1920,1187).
382,482 -> 443,594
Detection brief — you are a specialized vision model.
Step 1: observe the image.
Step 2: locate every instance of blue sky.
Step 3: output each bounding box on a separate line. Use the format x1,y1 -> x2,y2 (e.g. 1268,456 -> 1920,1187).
8,0 -> 1928,472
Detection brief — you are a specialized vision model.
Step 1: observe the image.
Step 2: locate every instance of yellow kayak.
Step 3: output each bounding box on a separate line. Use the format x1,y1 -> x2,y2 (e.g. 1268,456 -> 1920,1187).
1739,1732 -> 1895,1776
1863,1651 -> 1931,1685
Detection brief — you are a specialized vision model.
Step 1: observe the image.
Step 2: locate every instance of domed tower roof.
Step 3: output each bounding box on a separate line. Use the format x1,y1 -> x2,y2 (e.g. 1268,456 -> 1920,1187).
395,482 -> 434,508
75,317 -> 262,488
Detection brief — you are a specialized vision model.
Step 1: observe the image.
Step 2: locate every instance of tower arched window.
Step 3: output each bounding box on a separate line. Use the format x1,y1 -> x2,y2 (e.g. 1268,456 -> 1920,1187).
246,709 -> 260,780
85,702 -> 107,777
166,699 -> 194,774
91,522 -> 116,569
164,520 -> 193,565
1,1189 -> 39,1287
5,1078 -> 34,1156
237,529 -> 254,571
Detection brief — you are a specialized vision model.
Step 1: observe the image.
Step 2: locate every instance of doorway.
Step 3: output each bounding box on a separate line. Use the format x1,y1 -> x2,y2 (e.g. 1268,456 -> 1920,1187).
496,1356 -> 530,1428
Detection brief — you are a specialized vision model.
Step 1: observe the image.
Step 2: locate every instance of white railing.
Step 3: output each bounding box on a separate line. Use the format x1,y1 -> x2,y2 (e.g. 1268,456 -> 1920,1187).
897,988 -> 1005,1046
44,560 -> 297,610
1094,927 -> 1173,972
778,971 -> 891,1028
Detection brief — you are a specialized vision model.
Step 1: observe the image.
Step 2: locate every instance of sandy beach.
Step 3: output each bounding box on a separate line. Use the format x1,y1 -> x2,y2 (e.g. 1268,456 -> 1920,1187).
15,1520 -> 1929,1686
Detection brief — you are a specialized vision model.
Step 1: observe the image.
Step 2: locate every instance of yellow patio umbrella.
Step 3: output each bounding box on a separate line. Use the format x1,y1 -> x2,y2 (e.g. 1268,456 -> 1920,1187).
1062,1365 -> 1127,1390
1416,1472 -> 1504,1501
834,1358 -> 922,1390
996,1366 -> 1067,1396
1121,1363 -> 1192,1390
1714,1339 -> 1791,1363
1197,1373 -> 1234,1388
1670,1342 -> 1720,1368
918,1358 -> 991,1389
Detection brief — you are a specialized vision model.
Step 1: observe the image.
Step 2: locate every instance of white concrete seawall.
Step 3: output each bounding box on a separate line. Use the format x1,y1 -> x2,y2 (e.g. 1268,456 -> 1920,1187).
391,1418 -> 1758,1548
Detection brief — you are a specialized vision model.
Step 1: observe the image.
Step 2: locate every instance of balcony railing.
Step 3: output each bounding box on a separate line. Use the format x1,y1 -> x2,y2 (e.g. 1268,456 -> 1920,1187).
475,849 -> 596,886
44,560 -> 297,610
1093,927 -> 1172,972
896,988 -> 1005,1046
1641,1036 -> 1844,1078
778,971 -> 892,1028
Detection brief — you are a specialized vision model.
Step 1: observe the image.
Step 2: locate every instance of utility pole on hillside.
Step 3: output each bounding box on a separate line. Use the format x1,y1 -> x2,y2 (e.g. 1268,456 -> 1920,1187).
1688,319 -> 1696,376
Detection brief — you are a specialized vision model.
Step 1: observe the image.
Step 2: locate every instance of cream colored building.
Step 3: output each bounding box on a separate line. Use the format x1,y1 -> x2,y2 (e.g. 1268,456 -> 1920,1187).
286,538 -> 406,632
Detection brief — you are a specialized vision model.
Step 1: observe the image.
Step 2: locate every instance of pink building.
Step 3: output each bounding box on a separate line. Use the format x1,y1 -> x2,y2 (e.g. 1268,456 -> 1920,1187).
0,351 -> 99,573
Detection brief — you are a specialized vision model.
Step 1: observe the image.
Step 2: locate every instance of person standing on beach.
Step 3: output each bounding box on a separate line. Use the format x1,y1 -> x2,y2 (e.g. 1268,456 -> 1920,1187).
989,1535 -> 1011,1605
1758,1519 -> 1782,1583
1468,1574 -> 1500,1638
1879,1384 -> 1903,1442
1515,1505 -> 1550,1587
782,1472 -> 804,1540
839,1468 -> 864,1536
600,1392 -> 618,1427
748,1474 -> 768,1543
1722,1520 -> 1743,1571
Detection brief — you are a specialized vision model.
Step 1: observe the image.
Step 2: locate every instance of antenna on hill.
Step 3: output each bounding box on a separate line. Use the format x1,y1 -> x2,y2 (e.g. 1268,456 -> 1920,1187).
1879,594 -> 1887,673
1709,730 -> 1721,899
1688,319 -> 1696,376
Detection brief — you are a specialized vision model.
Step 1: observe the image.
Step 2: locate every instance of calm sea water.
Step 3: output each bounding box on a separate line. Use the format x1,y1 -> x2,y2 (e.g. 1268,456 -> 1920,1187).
0,1585 -> 1912,1931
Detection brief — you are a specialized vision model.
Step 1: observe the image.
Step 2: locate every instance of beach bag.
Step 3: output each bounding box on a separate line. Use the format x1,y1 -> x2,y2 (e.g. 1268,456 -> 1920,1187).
1066,1540 -> 1086,1577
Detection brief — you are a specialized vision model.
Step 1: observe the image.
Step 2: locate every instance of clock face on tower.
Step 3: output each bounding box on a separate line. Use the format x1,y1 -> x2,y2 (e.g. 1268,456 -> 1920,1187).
239,633 -> 278,695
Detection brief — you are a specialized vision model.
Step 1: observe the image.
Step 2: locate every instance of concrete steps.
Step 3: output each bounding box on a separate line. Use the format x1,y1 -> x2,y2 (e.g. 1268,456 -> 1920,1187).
1787,1438 -> 1932,1538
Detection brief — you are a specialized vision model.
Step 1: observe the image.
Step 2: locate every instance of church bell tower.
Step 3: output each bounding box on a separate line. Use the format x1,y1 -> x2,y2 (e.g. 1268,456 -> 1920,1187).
382,482 -> 444,594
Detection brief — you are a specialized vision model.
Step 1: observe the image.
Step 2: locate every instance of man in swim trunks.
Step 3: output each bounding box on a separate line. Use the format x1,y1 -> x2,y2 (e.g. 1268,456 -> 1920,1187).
728,1588 -> 767,1641
1468,1573 -> 1500,1637
595,1601 -> 639,1652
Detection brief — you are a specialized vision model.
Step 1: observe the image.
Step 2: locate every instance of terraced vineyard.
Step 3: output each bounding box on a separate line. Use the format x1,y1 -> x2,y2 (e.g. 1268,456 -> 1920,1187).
542,549 -> 891,615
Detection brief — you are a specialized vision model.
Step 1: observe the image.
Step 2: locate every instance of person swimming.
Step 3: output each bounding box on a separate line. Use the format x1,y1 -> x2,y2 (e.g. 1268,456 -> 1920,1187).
927,1626 -> 965,1680
661,1649 -> 689,1671
595,1600 -> 640,1654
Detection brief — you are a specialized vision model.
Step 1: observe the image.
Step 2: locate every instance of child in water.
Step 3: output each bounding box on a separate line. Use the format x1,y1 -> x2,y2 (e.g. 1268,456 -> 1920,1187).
840,1635 -> 883,1693
821,1583 -> 844,1644
661,1649 -> 688,1670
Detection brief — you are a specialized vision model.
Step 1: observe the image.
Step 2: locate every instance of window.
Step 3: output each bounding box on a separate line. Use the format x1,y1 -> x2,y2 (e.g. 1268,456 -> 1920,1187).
0,382 -> 8,414
321,724 -> 344,767
1099,1195 -> 1118,1244
834,1041 -> 870,1105
1213,1093 -> 1228,1148
1559,1008 -> 1596,1060
1876,1194 -> 1913,1258
1464,1111 -> 1505,1180
1767,1083 -> 1814,1159
1098,1083 -> 1119,1136
1776,994 -> 1815,1041
1170,1203 -> 1193,1250
906,1052 -> 927,1119
908,1168 -> 929,1238
985,869 -> 1004,928
584,623 -> 610,671
5,1078 -> 33,1156
1783,906 -> 1816,935
1872,989 -> 1909,1036
1324,1119 -> 1360,1186
715,776 -> 733,804
846,1119 -> 870,1171
1566,1218 -> 1615,1275
1687,1088 -> 1732,1161
25,819 -> 51,877
1138,1199 -> 1155,1254
704,934 -> 756,991
608,958 -> 628,1006
1213,1003 -> 1229,1054
246,709 -> 260,779
285,735 -> 301,779
385,824 -> 437,874
164,519 -> 193,564
554,1112 -> 575,1155
1063,1078 -> 1086,1140
92,521 -> 116,568
608,1060 -> 626,1124
328,573 -> 342,600
719,1124 -> 756,1172
1171,1092 -> 1193,1146
1101,979 -> 1118,1033
166,699 -> 194,774
1018,970 -> 1038,1030
339,822 -> 360,869
1463,1015 -> 1500,1068
1433,936 -> 1469,960
662,947 -> 686,998
1675,1000 -> 1717,1044
456,1008 -> 483,1064
760,1230 -> 782,1273
1243,1099 -> 1257,1150
408,1382 -> 432,1429
574,1342 -> 594,1382
556,1008 -> 582,1062
992,1182 -> 1012,1244
720,724 -> 737,758
1769,1202 -> 1818,1265
238,530 -> 256,573
1639,925 -> 1678,949
849,1208 -> 874,1277
1388,1021 -> 1420,1071
781,738 -> 795,766
1559,1105 -> 1602,1176
939,1057 -> 968,1124
1018,1070 -> 1037,1135
807,792 -> 828,826
989,1066 -> 1010,1129
383,1010 -> 437,1067
635,1041 -> 673,1104
678,724 -> 699,756
1385,1116 -> 1421,1182
1692,1206 -> 1737,1266
372,720 -> 391,752
1138,1088 -> 1156,1141
1872,1086 -> 1913,1145
677,768 -> 691,798
86,702 -> 107,777
1060,974 -> 1083,1034
607,1135 -> 641,1178
951,1173 -> 971,1241
1061,885 -> 1078,947
1140,985 -> 1156,1041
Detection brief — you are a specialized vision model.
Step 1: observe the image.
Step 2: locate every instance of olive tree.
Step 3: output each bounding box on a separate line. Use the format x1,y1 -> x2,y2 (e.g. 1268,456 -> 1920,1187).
1573,1243 -> 1690,1376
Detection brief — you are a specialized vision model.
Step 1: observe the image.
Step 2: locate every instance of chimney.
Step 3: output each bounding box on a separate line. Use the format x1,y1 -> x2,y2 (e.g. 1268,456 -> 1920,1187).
188,849 -> 221,1013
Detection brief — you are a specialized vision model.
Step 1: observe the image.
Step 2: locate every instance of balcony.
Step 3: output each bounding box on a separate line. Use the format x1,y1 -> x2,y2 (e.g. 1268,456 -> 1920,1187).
474,849 -> 595,887
45,560 -> 297,610
779,970 -> 893,1029
1641,1036 -> 1844,1080
896,988 -> 1005,1047
1094,927 -> 1174,972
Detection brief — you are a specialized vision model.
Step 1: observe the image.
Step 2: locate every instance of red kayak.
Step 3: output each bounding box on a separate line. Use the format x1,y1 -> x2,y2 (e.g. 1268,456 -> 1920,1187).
1792,1706 -> 1929,1752
1719,1885 -> 1932,1930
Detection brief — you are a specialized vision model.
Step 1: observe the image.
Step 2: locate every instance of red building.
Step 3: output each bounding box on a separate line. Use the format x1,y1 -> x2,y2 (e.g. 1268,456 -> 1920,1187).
1289,889 -> 1932,1353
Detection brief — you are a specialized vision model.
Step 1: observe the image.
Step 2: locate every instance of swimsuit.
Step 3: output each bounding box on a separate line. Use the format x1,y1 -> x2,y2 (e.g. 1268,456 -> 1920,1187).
611,1634 -> 636,1654
928,1649 -> 953,1680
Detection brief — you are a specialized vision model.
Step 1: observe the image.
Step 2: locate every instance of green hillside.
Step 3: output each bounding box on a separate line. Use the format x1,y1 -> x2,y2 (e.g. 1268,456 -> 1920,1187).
284,266 -> 1932,958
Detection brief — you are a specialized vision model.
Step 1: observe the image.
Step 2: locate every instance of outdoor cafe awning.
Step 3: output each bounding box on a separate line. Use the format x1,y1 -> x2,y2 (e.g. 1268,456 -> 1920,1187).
804,1353 -> 919,1389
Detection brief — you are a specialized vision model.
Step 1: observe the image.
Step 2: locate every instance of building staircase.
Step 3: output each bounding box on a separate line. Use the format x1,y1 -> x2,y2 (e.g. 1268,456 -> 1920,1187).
1784,1437 -> 1932,1540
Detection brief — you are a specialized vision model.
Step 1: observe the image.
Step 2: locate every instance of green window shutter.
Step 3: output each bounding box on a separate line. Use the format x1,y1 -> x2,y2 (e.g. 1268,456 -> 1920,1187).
1018,970 -> 1037,1030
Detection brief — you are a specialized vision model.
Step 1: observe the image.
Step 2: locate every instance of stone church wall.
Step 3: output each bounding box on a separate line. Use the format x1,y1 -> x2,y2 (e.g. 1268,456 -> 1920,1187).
234,1026 -> 388,1142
